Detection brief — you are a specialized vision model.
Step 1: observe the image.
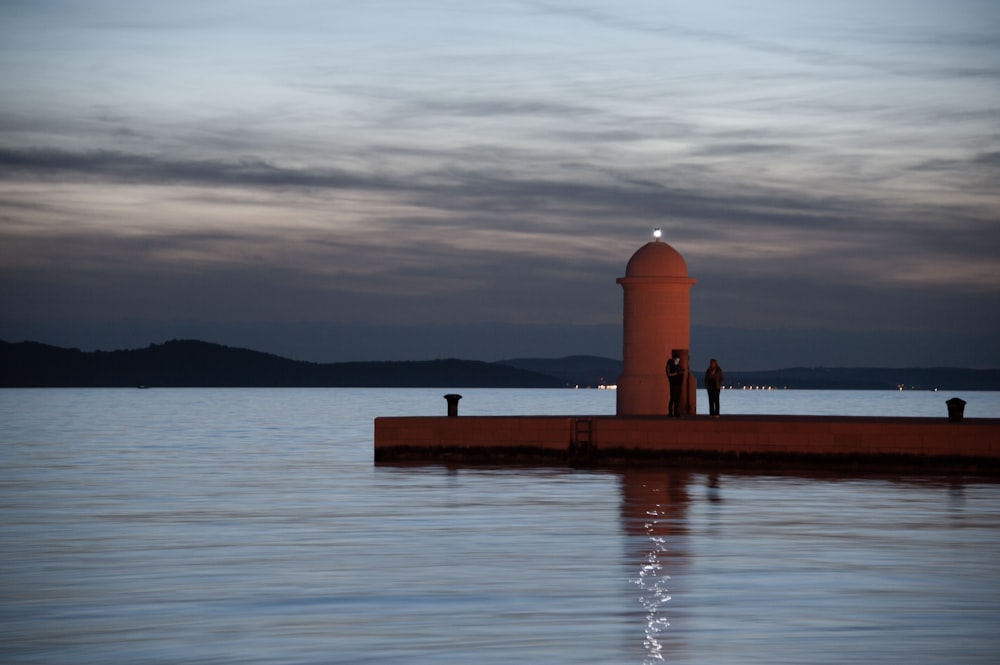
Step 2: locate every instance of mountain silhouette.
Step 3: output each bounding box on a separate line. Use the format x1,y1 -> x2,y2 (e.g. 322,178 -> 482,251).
0,340 -> 563,388
2,339 -> 997,389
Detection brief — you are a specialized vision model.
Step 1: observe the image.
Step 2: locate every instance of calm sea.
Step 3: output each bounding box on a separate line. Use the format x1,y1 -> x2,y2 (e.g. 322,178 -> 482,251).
2,388 -> 999,664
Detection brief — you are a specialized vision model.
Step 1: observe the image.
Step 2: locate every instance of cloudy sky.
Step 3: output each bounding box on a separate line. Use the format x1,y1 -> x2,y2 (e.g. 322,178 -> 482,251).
1,0 -> 998,369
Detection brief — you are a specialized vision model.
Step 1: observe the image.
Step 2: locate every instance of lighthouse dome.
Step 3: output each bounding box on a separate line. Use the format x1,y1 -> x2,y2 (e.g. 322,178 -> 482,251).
624,240 -> 689,278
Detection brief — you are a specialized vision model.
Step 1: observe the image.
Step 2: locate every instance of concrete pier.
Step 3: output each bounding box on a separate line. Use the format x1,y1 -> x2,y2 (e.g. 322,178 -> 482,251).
375,236 -> 999,473
374,414 -> 1000,472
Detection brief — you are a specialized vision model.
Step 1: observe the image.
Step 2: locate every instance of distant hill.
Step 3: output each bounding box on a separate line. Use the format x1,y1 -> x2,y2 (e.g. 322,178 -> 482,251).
2,340 -> 997,389
499,357 -> 1000,391
498,355 -> 623,387
0,340 -> 563,388
727,367 -> 1000,391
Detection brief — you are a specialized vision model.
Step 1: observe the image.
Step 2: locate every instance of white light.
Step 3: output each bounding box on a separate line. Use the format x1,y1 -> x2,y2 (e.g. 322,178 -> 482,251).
653,227 -> 662,239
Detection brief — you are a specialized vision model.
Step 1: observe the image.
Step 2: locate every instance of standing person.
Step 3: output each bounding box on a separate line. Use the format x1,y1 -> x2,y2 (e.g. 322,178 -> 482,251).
704,358 -> 724,417
666,354 -> 684,417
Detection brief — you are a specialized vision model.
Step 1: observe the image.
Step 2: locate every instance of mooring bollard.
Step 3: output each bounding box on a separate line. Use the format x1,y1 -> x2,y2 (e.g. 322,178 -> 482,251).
946,397 -> 966,422
444,393 -> 462,417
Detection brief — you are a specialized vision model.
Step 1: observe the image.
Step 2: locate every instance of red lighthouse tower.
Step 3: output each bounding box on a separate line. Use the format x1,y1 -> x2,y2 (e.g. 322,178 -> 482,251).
616,231 -> 697,416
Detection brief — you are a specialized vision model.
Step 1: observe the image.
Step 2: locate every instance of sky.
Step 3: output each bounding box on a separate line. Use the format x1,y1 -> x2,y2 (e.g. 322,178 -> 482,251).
1,0 -> 998,370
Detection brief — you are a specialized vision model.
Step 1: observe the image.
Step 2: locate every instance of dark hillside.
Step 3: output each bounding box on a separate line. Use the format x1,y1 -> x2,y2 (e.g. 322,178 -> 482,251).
728,367 -> 1000,391
499,355 -> 622,387
3,341 -> 997,389
0,340 -> 563,388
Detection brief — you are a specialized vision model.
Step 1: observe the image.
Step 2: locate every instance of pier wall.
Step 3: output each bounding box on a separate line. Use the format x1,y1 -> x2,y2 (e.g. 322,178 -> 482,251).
374,415 -> 1000,470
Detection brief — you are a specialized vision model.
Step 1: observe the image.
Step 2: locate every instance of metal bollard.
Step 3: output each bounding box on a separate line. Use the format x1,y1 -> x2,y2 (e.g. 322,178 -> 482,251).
946,397 -> 966,422
444,393 -> 462,417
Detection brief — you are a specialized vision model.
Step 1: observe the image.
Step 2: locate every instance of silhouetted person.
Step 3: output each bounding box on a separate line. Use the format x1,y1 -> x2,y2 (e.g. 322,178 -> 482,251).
666,354 -> 684,417
704,358 -> 724,417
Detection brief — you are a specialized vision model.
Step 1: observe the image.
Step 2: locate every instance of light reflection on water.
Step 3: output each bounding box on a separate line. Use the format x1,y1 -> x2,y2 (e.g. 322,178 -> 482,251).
627,474 -> 683,664
1,388 -> 998,664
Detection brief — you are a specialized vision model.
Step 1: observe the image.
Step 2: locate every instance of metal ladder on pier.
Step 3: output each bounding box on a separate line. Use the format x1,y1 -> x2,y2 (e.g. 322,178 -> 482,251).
570,418 -> 594,462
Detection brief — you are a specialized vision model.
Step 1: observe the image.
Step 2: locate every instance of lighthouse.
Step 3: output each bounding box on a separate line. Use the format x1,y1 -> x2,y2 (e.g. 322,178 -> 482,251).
616,230 -> 697,416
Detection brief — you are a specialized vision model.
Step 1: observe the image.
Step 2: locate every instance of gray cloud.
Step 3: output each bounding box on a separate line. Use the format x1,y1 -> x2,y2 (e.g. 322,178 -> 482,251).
0,148 -> 375,190
1,1 -> 997,366
689,143 -> 805,157
912,151 -> 1000,173
411,98 -> 595,118
2,144 -> 997,284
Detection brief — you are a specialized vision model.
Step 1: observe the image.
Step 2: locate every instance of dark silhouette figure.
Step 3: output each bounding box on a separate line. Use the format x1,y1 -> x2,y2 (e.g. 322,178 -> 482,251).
666,355 -> 684,417
704,358 -> 724,417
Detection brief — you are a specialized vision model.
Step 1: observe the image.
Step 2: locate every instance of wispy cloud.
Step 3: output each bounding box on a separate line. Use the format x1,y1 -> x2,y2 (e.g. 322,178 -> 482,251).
1,0 -> 998,364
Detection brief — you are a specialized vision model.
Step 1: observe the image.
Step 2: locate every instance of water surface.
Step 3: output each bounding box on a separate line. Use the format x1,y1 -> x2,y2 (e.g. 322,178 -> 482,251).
1,388 -> 998,663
